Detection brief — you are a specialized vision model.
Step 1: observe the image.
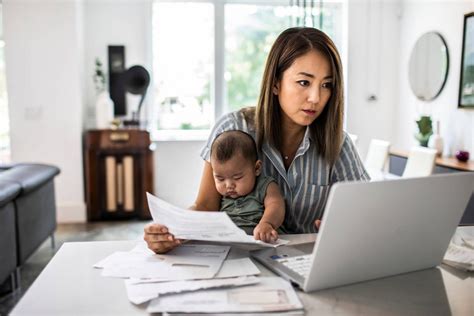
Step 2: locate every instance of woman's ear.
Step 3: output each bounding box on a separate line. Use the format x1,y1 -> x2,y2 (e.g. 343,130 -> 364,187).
272,82 -> 280,95
255,160 -> 263,176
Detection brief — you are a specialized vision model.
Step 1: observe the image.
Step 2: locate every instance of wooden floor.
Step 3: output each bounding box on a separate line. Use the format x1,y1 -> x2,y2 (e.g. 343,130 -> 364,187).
0,220 -> 150,315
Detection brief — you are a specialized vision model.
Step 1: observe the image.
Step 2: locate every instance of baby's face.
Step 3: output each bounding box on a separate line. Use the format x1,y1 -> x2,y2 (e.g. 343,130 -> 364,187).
211,153 -> 261,199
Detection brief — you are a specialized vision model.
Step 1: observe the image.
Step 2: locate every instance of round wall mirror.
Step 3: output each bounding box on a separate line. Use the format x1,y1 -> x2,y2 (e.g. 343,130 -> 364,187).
409,32 -> 449,101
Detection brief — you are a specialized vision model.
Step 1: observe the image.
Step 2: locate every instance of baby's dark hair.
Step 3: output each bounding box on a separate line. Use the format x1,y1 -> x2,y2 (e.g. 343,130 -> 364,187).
211,130 -> 258,163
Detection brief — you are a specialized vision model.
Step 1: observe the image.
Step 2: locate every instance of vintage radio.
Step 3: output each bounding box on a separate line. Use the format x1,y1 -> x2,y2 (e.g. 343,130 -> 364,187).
84,129 -> 154,220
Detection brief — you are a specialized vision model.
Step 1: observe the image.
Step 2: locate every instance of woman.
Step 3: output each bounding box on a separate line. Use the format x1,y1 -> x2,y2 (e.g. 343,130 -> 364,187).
144,27 -> 369,253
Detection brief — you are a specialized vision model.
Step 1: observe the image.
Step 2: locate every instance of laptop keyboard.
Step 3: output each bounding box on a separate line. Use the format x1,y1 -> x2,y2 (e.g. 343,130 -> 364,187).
275,254 -> 311,278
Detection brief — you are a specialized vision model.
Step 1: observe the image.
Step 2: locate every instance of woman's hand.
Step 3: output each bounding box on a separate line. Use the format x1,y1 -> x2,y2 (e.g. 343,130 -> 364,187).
253,222 -> 278,243
143,223 -> 181,254
314,219 -> 321,230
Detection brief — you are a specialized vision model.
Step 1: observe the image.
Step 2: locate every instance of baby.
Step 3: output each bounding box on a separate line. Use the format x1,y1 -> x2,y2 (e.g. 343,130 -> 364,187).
210,130 -> 285,243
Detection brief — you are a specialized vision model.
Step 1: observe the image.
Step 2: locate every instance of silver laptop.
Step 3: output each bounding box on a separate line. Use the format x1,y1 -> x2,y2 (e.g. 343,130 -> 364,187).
251,173 -> 474,292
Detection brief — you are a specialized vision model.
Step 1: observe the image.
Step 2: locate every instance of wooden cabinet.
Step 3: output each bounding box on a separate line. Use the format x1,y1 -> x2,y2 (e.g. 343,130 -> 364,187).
84,129 -> 154,221
389,150 -> 474,225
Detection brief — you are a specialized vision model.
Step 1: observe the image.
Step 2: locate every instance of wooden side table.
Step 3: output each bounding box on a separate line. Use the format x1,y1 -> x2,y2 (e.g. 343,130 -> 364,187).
83,129 -> 154,221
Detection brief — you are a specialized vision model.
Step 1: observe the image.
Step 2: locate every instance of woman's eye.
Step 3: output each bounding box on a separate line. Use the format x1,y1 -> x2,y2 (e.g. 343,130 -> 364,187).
322,82 -> 333,89
297,80 -> 310,87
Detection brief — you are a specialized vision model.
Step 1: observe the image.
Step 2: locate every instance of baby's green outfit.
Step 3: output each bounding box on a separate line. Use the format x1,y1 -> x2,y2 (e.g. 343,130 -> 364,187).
220,175 -> 275,235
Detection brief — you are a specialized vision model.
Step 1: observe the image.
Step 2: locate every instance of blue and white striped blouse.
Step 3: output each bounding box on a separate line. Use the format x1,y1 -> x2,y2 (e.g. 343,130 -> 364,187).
200,110 -> 370,233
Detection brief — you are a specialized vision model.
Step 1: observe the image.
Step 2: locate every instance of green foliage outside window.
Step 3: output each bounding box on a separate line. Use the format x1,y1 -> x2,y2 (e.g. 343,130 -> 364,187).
226,8 -> 290,111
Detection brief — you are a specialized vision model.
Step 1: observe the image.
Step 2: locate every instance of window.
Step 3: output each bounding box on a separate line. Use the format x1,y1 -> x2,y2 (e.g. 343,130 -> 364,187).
152,2 -> 214,132
224,4 -> 291,111
0,4 -> 10,163
152,0 -> 343,138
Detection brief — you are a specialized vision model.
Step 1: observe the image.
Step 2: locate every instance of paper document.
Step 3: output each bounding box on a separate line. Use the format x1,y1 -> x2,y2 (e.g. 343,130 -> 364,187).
125,276 -> 260,305
129,257 -> 261,284
442,229 -> 474,271
443,242 -> 474,271
94,244 -> 230,280
461,236 -> 474,250
147,193 -> 288,247
147,277 -> 303,314
214,257 -> 261,278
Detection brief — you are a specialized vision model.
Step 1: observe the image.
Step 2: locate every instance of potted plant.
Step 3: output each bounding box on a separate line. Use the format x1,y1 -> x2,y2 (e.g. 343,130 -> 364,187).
414,116 -> 433,147
93,58 -> 114,129
93,58 -> 106,93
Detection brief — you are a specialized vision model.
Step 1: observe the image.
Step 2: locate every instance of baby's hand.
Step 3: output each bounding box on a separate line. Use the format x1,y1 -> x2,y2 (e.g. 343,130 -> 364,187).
253,222 -> 278,243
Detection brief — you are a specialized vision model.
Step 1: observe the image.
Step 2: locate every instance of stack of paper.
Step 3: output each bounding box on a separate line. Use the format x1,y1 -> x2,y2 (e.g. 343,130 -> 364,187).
147,277 -> 304,314
92,193 -> 304,313
94,242 -> 304,313
125,275 -> 260,305
122,249 -> 264,304
146,193 -> 289,247
95,244 -> 230,279
443,235 -> 474,271
93,242 -> 269,305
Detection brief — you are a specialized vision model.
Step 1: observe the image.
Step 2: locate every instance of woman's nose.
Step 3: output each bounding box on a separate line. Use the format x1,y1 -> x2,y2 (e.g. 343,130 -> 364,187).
307,86 -> 320,104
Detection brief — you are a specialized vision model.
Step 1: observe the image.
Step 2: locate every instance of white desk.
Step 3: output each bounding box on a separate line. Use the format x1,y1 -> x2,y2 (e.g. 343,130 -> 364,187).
11,233 -> 474,315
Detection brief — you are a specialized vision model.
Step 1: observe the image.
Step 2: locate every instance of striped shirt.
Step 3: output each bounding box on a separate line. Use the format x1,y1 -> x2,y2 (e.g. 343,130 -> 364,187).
200,110 -> 370,233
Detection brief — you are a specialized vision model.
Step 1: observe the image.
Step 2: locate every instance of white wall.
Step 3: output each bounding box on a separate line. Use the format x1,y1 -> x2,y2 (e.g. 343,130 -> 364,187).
4,0 -> 86,222
394,0 -> 474,157
83,0 -> 152,127
346,0 -> 401,159
347,0 -> 474,160
154,141 -> 206,208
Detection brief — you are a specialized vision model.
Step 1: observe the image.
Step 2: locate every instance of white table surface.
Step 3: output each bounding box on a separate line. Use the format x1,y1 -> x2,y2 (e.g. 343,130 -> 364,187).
11,231 -> 474,316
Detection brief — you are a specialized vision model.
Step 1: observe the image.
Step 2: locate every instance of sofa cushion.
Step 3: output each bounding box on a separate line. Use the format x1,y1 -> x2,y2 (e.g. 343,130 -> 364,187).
0,163 -> 17,171
16,179 -> 57,265
0,202 -> 17,285
0,163 -> 60,194
0,181 -> 21,208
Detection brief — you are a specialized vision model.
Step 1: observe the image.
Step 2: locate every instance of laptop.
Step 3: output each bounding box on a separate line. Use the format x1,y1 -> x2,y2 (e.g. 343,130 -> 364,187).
251,173 -> 474,292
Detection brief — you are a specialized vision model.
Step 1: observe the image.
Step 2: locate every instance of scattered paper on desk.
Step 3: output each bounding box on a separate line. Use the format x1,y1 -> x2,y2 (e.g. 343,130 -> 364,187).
214,257 -> 261,278
461,236 -> 474,250
93,251 -> 127,269
94,244 -> 230,280
443,242 -> 474,271
147,193 -> 288,247
147,277 -> 303,314
129,257 -> 261,284
125,275 -> 260,305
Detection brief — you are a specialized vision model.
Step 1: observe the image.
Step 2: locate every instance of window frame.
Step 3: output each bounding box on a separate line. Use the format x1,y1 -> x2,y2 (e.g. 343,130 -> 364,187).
152,0 -> 346,141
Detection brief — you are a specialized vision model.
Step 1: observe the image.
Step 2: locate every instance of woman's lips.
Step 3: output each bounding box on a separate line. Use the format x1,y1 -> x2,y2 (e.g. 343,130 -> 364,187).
302,109 -> 317,116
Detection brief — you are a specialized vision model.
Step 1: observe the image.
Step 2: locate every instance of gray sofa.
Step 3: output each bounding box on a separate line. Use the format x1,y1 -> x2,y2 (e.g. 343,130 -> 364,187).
0,180 -> 20,293
0,163 -> 60,293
